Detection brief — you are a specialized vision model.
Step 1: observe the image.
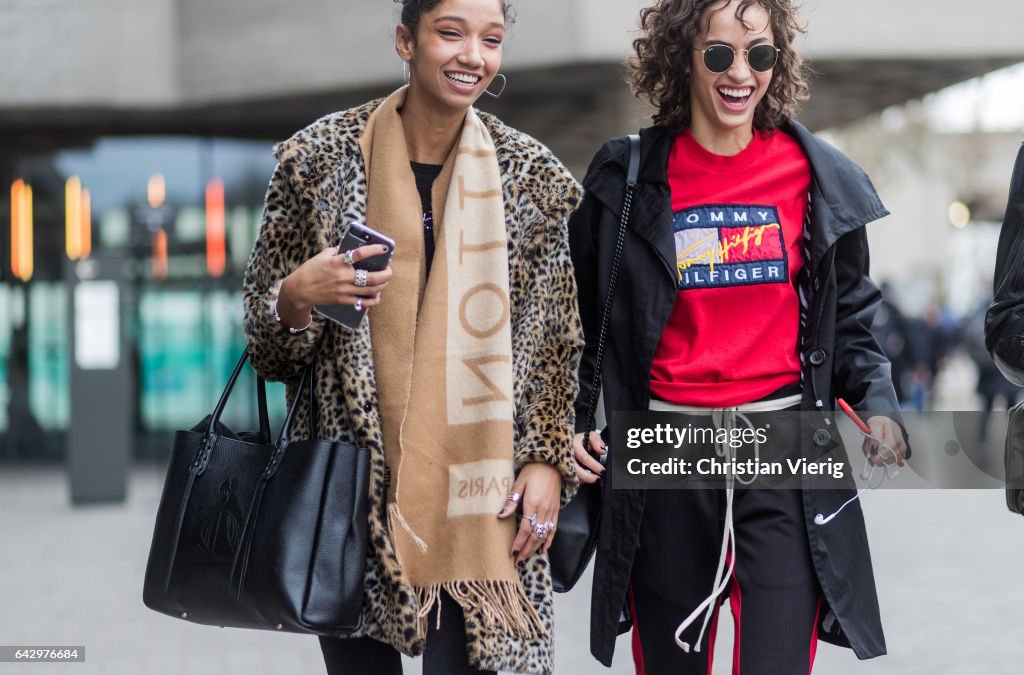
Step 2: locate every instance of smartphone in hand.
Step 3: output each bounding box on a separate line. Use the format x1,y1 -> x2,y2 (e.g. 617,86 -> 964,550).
314,223 -> 395,330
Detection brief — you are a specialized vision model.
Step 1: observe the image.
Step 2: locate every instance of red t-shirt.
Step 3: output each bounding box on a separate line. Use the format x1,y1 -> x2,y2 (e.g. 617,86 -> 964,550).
649,129 -> 811,407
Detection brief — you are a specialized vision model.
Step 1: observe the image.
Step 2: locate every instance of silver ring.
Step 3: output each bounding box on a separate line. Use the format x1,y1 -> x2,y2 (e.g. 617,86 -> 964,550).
341,249 -> 355,265
527,513 -> 537,527
532,524 -> 548,540
354,269 -> 368,287
506,492 -> 522,504
542,520 -> 555,531
354,298 -> 363,312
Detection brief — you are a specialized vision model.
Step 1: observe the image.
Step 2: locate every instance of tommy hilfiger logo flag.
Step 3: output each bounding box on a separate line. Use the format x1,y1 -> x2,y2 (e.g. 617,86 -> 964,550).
672,204 -> 789,289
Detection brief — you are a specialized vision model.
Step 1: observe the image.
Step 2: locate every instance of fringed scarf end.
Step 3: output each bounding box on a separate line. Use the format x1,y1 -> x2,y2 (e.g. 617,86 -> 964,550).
414,579 -> 547,641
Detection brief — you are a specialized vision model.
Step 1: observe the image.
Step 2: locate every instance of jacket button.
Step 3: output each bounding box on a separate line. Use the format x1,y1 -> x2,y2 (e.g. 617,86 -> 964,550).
813,429 -> 831,446
316,200 -> 329,211
809,349 -> 826,366
813,278 -> 821,292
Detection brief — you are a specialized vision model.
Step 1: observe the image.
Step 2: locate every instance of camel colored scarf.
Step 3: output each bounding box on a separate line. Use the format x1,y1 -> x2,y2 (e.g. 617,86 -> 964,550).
359,88 -> 544,640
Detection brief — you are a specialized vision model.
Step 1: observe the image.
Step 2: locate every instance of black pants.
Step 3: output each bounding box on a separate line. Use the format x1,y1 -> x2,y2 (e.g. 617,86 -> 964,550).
319,592 -> 495,675
629,488 -> 821,675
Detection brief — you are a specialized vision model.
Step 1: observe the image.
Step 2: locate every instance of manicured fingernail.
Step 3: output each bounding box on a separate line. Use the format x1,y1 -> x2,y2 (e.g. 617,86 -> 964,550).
512,550 -> 520,558
517,560 -> 525,567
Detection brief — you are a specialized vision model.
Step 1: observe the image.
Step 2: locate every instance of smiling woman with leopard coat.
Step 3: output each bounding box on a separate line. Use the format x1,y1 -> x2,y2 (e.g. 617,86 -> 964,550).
241,1 -> 583,673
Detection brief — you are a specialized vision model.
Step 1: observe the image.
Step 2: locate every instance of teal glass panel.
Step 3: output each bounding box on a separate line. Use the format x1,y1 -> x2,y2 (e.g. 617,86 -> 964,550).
0,285 -> 11,432
138,290 -> 207,430
27,283 -> 69,431
138,288 -> 274,433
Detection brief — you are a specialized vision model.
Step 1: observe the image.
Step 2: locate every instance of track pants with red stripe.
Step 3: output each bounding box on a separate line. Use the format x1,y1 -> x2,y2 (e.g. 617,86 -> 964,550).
629,488 -> 821,675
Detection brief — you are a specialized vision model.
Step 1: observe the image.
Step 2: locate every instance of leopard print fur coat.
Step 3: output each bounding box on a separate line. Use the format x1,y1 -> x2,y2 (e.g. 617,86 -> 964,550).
242,99 -> 583,674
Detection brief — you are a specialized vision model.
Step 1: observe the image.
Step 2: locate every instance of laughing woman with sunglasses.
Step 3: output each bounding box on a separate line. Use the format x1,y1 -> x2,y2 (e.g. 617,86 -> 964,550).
568,1 -> 908,673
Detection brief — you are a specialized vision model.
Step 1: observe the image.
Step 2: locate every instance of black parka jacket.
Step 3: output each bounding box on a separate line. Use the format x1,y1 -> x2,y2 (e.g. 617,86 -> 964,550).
986,142 -> 1024,385
568,122 -> 904,665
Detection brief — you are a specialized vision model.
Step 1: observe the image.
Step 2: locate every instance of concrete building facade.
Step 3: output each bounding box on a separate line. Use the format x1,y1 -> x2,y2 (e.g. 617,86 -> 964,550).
1,0 -> 1022,460
4,0 -> 1024,158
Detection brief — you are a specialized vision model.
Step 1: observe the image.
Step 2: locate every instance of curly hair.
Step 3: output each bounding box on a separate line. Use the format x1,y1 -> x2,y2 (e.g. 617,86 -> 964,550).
395,0 -> 515,36
627,0 -> 809,132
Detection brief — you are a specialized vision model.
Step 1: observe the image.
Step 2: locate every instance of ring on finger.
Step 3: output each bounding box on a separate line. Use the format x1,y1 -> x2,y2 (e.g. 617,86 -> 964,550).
527,513 -> 537,527
506,491 -> 522,504
532,524 -> 548,540
341,249 -> 356,265
354,297 -> 363,312
354,269 -> 368,287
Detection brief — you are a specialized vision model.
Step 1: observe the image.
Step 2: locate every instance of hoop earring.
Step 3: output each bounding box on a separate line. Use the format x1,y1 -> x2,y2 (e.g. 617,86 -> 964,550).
402,61 -> 410,84
484,73 -> 507,99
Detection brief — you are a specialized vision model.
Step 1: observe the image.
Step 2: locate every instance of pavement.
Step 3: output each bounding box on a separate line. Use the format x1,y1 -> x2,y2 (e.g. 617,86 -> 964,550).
3,460 -> 1024,675
0,349 -> 1020,675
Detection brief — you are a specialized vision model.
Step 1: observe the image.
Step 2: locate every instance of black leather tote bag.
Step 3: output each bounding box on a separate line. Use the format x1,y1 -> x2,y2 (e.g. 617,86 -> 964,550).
143,350 -> 370,635
549,135 -> 640,593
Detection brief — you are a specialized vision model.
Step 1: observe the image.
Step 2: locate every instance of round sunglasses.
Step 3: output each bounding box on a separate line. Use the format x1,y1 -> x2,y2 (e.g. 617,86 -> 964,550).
693,43 -> 780,73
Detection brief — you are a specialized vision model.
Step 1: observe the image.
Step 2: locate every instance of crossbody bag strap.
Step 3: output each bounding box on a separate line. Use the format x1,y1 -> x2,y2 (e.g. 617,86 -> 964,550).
583,134 -> 641,447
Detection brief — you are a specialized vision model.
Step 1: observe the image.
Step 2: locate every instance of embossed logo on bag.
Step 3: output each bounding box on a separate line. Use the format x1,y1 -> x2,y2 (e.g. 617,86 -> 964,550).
447,459 -> 514,518
193,478 -> 244,564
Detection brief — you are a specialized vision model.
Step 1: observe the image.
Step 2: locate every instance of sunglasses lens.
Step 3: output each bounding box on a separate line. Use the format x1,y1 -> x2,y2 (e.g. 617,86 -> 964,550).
702,45 -> 734,73
747,44 -> 778,72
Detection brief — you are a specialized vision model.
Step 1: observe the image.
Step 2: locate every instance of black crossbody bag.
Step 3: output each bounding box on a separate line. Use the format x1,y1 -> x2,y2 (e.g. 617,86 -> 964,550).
550,134 -> 641,593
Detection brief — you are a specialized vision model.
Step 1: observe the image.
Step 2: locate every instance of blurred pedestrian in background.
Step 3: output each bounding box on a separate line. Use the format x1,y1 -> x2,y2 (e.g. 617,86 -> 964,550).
872,283 -> 953,411
907,308 -> 949,411
873,281 -> 911,402
242,1 -> 583,673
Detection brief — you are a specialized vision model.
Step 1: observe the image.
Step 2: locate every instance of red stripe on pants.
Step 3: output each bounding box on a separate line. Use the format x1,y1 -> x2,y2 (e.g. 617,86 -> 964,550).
808,596 -> 822,674
729,573 -> 742,675
628,582 -> 645,675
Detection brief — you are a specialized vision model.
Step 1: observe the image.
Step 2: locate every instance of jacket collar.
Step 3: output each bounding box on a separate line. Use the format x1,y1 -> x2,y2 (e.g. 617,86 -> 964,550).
637,125 -> 676,185
785,121 -> 890,263
582,121 -> 890,269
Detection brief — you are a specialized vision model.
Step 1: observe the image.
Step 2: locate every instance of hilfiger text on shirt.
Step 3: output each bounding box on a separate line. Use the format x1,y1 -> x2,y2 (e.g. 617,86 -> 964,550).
672,204 -> 789,290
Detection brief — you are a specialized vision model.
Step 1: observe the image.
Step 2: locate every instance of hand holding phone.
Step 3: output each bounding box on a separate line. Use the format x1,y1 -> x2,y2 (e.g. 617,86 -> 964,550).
314,223 -> 396,330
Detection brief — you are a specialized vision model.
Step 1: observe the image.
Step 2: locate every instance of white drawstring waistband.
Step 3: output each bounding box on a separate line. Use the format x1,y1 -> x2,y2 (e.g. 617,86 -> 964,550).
648,394 -> 802,415
648,394 -> 801,653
